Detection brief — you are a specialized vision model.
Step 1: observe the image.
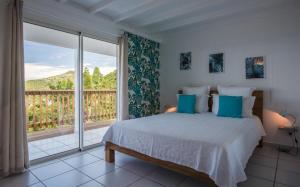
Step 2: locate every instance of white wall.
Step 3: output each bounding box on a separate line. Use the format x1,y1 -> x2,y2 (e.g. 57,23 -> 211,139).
160,1 -> 300,146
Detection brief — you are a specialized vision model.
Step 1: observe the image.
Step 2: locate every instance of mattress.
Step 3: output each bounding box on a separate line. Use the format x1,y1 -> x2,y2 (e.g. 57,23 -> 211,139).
102,112 -> 266,187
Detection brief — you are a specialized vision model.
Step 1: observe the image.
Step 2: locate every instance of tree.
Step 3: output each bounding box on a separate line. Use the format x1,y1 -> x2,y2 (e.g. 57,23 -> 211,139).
101,70 -> 117,89
83,67 -> 92,89
65,79 -> 73,89
48,79 -> 73,90
92,67 -> 102,89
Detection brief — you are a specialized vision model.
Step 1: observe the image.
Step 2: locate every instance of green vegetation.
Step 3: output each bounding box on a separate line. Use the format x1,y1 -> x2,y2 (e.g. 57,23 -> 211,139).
92,67 -> 102,88
25,67 -> 116,90
25,67 -> 117,133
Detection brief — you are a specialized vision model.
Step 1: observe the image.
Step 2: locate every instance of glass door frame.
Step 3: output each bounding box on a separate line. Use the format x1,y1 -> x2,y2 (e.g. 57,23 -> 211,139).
25,20 -> 119,164
77,33 -> 84,151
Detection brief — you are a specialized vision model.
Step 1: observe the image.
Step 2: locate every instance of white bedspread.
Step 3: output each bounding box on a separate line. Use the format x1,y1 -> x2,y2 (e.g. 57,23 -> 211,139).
102,112 -> 266,187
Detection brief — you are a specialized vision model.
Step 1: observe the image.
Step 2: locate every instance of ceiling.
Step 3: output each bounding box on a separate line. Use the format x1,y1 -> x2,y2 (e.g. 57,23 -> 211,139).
56,0 -> 286,34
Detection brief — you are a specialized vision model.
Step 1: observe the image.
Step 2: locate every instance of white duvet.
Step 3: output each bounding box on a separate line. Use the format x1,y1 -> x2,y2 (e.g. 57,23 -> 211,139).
102,112 -> 266,187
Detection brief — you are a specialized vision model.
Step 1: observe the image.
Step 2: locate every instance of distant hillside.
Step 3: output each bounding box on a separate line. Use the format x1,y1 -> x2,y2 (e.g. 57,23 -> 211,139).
25,69 -> 116,90
26,71 -> 74,90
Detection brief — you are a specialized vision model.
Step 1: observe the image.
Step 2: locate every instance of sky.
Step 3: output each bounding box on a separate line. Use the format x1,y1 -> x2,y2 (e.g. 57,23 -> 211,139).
24,40 -> 116,81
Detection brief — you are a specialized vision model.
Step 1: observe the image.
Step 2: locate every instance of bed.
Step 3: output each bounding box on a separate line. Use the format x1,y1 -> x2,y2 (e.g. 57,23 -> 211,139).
102,90 -> 265,187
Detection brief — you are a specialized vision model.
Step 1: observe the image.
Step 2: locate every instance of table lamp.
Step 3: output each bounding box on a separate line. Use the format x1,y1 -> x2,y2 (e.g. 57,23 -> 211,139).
277,111 -> 298,154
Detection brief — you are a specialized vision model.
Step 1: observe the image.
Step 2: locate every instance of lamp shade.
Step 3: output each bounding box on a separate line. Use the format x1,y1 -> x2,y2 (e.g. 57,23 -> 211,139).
278,111 -> 296,128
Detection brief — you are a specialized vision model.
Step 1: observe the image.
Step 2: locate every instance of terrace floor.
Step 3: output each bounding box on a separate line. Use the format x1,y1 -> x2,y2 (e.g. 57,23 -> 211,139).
29,126 -> 110,160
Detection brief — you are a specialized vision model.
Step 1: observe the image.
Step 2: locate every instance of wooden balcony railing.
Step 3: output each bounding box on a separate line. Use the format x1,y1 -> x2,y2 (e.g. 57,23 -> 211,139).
25,90 -> 116,133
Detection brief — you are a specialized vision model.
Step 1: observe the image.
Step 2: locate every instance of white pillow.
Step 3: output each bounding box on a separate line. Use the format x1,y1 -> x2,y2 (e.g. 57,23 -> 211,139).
243,96 -> 256,117
182,86 -> 209,96
197,95 -> 209,113
177,94 -> 209,113
217,86 -> 255,97
212,95 -> 219,115
212,95 -> 256,117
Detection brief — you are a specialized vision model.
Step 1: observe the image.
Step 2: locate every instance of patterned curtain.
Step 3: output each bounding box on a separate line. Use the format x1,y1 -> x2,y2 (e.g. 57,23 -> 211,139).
127,33 -> 160,118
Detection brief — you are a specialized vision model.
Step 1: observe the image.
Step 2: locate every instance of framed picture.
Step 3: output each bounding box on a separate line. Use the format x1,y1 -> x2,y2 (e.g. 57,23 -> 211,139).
209,53 -> 224,73
180,52 -> 191,70
245,56 -> 264,79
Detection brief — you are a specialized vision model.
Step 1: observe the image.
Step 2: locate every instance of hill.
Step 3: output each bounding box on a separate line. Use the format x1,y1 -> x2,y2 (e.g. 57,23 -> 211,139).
26,70 -> 74,90
25,68 -> 116,90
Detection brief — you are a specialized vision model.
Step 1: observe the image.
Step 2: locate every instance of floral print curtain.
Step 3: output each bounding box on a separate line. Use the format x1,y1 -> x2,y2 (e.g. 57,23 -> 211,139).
127,33 -> 160,118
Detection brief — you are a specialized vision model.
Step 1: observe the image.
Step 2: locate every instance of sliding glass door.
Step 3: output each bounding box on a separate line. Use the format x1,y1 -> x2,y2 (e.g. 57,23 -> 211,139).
82,37 -> 117,147
24,23 -> 118,161
24,23 -> 79,160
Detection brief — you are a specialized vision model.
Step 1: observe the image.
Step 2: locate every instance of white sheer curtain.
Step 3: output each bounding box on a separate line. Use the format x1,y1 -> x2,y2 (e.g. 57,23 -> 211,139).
117,34 -> 129,120
0,0 -> 29,177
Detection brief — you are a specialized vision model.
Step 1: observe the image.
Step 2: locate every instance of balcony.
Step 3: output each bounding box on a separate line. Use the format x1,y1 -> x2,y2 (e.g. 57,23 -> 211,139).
26,90 -> 116,160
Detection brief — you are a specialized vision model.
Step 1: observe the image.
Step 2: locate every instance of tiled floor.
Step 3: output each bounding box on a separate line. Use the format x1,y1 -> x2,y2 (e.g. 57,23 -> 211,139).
29,127 -> 110,160
1,144 -> 300,187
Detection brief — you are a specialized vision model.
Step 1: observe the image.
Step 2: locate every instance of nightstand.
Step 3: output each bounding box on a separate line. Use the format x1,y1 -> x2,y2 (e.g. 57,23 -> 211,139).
278,125 -> 299,134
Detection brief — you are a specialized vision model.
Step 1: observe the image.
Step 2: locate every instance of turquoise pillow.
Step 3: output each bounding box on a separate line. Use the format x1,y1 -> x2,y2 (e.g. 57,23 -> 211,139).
217,95 -> 243,118
177,95 -> 196,114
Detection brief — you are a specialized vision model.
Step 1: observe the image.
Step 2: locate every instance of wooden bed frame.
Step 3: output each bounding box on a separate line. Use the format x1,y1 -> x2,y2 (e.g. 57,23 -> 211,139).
105,89 -> 264,186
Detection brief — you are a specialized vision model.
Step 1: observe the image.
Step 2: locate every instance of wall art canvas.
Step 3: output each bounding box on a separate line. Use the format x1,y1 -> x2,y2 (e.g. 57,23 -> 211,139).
209,53 -> 224,73
180,52 -> 191,70
245,56 -> 264,79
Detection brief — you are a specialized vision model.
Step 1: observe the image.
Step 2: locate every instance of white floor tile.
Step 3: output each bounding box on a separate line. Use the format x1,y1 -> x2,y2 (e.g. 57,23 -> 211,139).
177,177 -> 215,187
29,146 -> 43,154
30,161 -> 73,180
254,145 -> 278,158
63,153 -> 99,168
44,146 -> 71,155
0,171 -> 39,187
238,176 -> 273,187
38,142 -> 66,151
88,147 -> 105,159
79,160 -> 116,179
147,167 -> 186,187
121,159 -> 157,176
96,168 -> 141,187
245,163 -> 276,181
276,169 -> 300,186
29,127 -> 108,160
43,170 -> 91,187
30,159 -> 60,170
29,182 -> 46,187
249,154 -> 277,168
78,180 -> 104,187
30,139 -> 56,146
115,153 -> 137,167
278,159 -> 300,174
130,178 -> 164,187
60,151 -> 87,160
30,151 -> 49,160
279,152 -> 300,163
274,183 -> 289,187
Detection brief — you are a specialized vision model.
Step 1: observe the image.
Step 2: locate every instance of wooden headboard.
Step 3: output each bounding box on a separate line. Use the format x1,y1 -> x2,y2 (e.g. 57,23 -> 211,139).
178,89 -> 264,122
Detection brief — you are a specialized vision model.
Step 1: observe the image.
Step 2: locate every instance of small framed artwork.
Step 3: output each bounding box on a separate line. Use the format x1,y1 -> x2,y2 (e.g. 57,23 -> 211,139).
209,53 -> 224,73
180,52 -> 191,70
245,56 -> 265,79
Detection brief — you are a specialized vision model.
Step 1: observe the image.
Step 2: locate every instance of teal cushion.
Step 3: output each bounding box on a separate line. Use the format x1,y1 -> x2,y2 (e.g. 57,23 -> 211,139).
217,95 -> 243,118
177,95 -> 196,114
